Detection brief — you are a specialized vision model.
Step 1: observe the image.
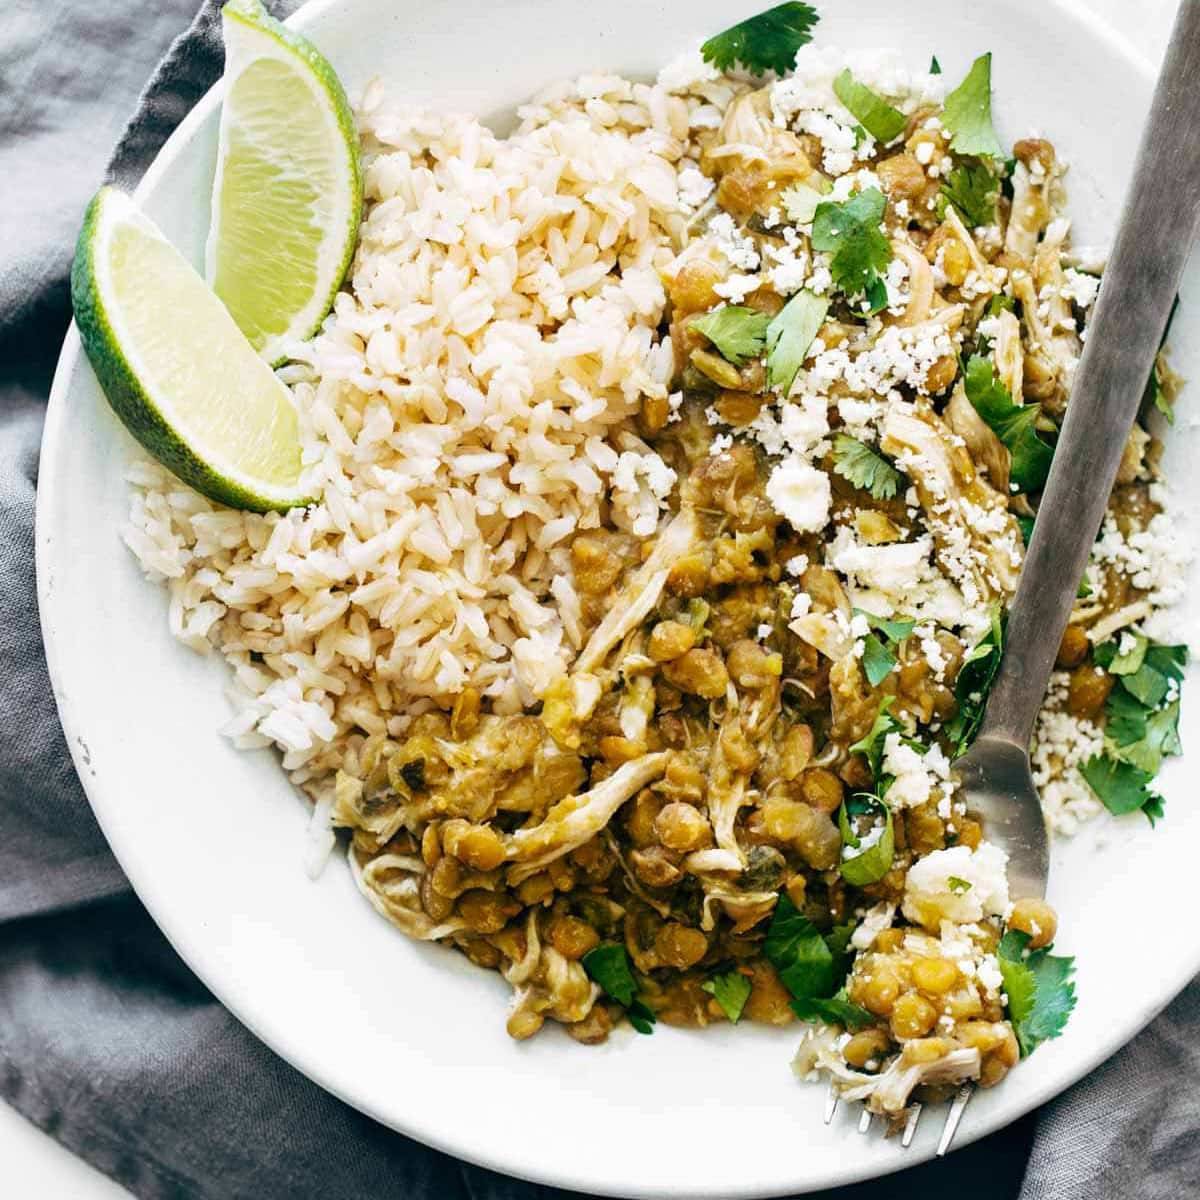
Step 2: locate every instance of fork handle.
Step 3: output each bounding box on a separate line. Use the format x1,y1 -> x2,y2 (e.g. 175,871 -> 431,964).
978,0 -> 1200,749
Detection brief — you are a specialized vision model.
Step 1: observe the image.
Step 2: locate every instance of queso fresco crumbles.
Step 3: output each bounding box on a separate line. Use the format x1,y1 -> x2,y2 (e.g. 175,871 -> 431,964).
121,3 -> 1189,1121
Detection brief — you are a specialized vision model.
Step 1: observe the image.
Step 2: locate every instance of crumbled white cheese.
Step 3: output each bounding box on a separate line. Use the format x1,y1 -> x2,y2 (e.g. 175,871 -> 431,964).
610,450 -> 677,537
713,273 -> 763,303
881,732 -> 954,810
902,842 -> 1011,929
790,591 -> 813,620
850,902 -> 896,950
766,456 -> 831,531
677,163 -> 715,210
709,212 -> 760,271
1031,672 -> 1107,836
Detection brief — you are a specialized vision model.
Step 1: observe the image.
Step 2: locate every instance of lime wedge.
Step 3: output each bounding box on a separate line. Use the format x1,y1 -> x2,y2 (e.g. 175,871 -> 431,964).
71,186 -> 313,513
207,0 -> 362,365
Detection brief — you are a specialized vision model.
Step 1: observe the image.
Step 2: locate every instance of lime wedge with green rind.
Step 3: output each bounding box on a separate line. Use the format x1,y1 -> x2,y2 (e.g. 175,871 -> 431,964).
208,0 -> 362,366
71,186 -> 314,513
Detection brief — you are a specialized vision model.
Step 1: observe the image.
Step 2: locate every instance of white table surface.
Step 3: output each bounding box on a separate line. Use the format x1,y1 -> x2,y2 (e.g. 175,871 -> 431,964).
3,0 -> 1176,1194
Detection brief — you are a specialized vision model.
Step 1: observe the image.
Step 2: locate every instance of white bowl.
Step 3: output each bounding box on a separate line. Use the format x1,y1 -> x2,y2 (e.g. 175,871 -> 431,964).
37,1 -> 1200,1195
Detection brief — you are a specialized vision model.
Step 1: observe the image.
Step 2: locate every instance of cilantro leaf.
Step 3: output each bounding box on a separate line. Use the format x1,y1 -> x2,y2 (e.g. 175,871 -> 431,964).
702,969 -> 753,1023
854,609 -> 913,688
582,943 -> 656,1034
1103,685 -> 1150,748
1079,754 -> 1163,823
856,608 -> 916,644
1118,642 -> 1187,710
764,897 -> 867,1028
781,180 -> 830,225
997,930 -> 1077,1056
946,604 -> 1004,757
765,289 -> 829,392
811,188 -> 893,304
1094,633 -> 1147,677
1119,700 -> 1182,776
849,695 -> 902,778
938,160 -> 1000,228
793,990 -> 875,1029
941,52 -> 1004,158
833,69 -> 906,143
930,55 -> 942,75
831,434 -> 904,500
700,2 -> 820,77
764,895 -> 837,1000
838,793 -> 895,886
1095,637 -> 1186,784
964,354 -> 1054,493
1142,792 -> 1167,827
823,922 -> 856,971
690,305 -> 772,366
861,633 -> 897,687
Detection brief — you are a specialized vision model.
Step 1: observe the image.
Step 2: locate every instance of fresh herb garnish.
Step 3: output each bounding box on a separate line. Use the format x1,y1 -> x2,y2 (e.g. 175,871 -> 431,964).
832,69 -> 906,143
582,943 -> 656,1034
997,929 -> 1076,1056
964,354 -> 1054,494
1083,635 -> 1186,821
765,289 -> 829,392
780,181 -> 828,224
700,2 -> 820,77
861,633 -> 896,687
938,160 -> 1000,228
945,604 -> 1004,757
764,894 -> 839,997
929,54 -> 942,75
831,434 -> 904,501
941,52 -> 1004,159
849,695 -> 902,777
799,990 -> 876,1029
1096,636 -> 1186,710
857,609 -> 916,644
701,969 -> 753,1023
854,608 -> 914,687
811,188 -> 893,309
947,875 -> 973,894
764,896 -> 873,1028
838,792 -> 895,885
690,305 -> 771,366
1079,754 -> 1164,825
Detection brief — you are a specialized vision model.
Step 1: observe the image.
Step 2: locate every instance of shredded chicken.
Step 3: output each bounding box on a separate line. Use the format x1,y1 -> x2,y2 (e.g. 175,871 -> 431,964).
881,405 -> 1024,601
504,752 -> 670,880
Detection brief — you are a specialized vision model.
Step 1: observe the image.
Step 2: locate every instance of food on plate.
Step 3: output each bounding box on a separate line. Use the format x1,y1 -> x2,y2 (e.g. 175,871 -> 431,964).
71,187 -> 312,512
83,0 -> 1191,1121
208,0 -> 362,365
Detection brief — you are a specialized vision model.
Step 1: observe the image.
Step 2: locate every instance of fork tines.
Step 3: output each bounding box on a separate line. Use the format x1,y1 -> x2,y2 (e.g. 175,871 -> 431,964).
823,1084 -> 972,1156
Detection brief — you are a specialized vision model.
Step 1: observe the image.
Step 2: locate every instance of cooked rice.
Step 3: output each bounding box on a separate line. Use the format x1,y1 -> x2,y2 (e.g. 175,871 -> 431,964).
123,63 -> 736,807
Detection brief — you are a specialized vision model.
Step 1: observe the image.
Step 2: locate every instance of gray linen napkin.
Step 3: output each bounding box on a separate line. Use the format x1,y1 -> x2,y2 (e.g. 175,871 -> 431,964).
0,2 -> 1194,1196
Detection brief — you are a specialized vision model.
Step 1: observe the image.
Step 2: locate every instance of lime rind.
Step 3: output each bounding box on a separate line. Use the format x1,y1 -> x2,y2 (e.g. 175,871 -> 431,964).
72,186 -> 314,513
208,0 -> 362,366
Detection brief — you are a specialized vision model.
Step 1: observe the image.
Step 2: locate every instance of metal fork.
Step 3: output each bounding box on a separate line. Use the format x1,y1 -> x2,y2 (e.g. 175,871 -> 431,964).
827,0 -> 1200,1156
823,1082 -> 970,1155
